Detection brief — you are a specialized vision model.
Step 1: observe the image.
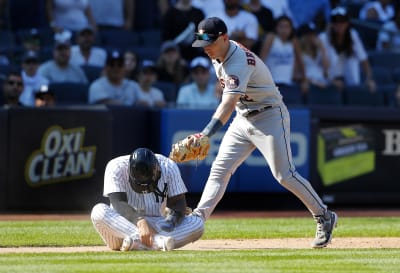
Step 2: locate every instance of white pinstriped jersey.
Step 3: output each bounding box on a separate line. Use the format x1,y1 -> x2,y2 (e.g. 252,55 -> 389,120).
103,154 -> 187,217
213,40 -> 284,116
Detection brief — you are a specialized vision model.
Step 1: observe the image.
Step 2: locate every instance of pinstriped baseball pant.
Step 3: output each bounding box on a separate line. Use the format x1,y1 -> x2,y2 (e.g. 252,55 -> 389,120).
91,203 -> 204,250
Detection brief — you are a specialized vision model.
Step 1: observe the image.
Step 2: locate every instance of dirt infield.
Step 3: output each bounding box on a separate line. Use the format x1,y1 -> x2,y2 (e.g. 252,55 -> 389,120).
1,209 -> 399,253
1,238 -> 399,253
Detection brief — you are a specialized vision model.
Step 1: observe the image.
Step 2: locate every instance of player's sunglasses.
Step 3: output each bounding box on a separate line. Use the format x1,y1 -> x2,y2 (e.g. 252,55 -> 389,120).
194,33 -> 220,42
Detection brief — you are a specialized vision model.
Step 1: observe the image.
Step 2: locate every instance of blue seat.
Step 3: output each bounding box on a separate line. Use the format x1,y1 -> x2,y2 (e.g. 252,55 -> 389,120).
153,81 -> 177,103
48,82 -> 89,105
139,29 -> 162,47
7,0 -> 46,30
0,30 -> 15,49
80,65 -> 103,84
371,66 -> 394,85
351,19 -> 382,51
131,46 -> 160,62
391,67 -> 400,82
376,83 -> 398,107
100,29 -> 140,50
306,85 -> 343,106
368,51 -> 400,71
344,85 -> 386,107
0,64 -> 12,75
277,84 -> 304,106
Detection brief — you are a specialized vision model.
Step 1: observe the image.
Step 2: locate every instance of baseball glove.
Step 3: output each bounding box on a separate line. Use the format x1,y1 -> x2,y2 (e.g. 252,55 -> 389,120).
169,133 -> 210,162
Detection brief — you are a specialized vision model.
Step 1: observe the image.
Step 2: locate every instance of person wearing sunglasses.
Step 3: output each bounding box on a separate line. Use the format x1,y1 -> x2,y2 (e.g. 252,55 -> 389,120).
190,17 -> 337,248
2,71 -> 24,107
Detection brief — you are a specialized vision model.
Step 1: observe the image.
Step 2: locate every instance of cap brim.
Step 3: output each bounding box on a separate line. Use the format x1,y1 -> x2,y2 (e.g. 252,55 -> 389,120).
192,39 -> 213,47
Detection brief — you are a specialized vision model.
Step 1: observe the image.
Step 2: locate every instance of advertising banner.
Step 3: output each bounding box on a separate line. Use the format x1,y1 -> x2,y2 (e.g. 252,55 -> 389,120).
318,124 -> 375,186
313,110 -> 400,204
160,108 -> 311,193
6,106 -> 112,210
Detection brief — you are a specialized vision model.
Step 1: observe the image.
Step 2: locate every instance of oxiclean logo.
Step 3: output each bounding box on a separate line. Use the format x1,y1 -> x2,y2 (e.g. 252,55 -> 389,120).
25,126 -> 97,187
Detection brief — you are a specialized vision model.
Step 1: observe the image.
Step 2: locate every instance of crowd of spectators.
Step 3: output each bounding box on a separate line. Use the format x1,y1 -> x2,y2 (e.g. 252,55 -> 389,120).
2,0 -> 400,108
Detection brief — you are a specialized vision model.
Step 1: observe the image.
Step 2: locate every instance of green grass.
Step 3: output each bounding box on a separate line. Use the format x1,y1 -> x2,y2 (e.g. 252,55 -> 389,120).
1,217 -> 400,247
0,217 -> 400,273
0,250 -> 399,273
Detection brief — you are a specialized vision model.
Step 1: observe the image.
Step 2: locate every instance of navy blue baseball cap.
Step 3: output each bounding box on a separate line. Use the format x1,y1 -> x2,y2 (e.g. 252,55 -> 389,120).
192,17 -> 228,47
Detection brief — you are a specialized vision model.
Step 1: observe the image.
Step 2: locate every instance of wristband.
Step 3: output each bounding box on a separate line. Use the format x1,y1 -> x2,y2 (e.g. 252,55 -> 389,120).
201,118 -> 223,137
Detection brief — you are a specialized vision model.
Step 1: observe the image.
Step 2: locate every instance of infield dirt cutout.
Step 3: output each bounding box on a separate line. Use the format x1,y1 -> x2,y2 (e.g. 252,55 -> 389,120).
1,238 -> 400,253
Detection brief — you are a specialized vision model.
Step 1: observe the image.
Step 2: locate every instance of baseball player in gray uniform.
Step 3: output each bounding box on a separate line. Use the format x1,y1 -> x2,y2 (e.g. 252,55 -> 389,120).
191,17 -> 337,248
91,148 -> 204,251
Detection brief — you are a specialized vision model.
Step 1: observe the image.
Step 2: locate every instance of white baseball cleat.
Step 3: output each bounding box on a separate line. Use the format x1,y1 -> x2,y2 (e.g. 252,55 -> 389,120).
120,234 -> 150,251
152,235 -> 175,251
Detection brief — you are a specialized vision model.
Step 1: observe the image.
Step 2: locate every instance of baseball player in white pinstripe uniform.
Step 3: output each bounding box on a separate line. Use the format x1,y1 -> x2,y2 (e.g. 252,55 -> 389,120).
91,148 -> 204,251
190,17 -> 337,248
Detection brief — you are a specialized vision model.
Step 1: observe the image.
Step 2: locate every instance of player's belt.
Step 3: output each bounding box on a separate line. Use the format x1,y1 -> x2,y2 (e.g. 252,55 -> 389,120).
244,106 -> 272,118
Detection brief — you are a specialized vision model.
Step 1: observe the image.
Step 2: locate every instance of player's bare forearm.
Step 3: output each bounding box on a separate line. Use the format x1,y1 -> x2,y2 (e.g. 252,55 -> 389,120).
212,93 -> 240,124
108,192 -> 144,224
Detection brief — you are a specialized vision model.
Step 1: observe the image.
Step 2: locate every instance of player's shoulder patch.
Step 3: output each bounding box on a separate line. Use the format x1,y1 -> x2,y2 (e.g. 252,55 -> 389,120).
226,75 -> 240,89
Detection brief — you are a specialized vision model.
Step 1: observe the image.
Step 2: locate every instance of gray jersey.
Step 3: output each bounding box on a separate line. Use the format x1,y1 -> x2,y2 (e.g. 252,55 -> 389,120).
213,40 -> 283,116
194,41 -> 327,222
103,154 -> 187,216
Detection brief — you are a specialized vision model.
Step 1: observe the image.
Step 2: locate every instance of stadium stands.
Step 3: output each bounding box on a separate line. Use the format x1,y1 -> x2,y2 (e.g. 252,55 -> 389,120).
306,85 -> 343,106
277,84 -> 304,106
344,86 -> 386,107
48,82 -> 89,105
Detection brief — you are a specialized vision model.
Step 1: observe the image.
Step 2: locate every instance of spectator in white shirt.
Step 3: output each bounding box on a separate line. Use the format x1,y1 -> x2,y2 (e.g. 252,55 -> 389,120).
38,30 -> 88,84
89,0 -> 133,30
20,51 -> 49,106
176,56 -> 220,109
359,0 -> 395,23
320,7 -> 376,92
213,0 -> 259,50
377,7 -> 400,51
88,49 -> 139,105
136,60 -> 166,108
70,25 -> 107,67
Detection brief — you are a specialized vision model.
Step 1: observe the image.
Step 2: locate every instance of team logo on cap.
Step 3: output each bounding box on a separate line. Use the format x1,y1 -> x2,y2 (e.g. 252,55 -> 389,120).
226,75 -> 239,89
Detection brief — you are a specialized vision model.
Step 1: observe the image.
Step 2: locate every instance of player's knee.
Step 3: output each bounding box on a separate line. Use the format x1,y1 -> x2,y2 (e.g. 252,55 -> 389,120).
91,203 -> 108,223
275,171 -> 301,190
191,215 -> 205,240
273,172 -> 293,187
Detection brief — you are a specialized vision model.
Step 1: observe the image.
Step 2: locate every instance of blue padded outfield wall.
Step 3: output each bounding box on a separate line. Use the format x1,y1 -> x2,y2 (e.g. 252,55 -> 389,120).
1,105 -> 400,211
159,108 -> 310,193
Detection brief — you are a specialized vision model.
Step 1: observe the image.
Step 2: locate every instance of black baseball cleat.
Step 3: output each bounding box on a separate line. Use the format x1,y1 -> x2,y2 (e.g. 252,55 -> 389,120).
312,210 -> 338,248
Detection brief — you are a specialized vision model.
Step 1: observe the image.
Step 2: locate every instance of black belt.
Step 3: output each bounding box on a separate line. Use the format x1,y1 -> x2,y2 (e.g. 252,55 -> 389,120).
244,106 -> 272,118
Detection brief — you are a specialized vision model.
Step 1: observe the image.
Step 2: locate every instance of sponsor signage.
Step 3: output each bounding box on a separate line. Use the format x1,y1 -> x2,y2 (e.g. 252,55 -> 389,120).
6,107 -> 112,210
160,108 -> 311,193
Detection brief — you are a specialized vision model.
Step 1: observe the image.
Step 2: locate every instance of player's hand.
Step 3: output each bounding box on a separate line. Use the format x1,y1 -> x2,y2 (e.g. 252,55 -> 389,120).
137,218 -> 156,247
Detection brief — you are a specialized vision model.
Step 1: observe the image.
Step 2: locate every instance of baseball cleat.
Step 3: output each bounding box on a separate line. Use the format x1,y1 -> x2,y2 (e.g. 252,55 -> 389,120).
153,235 -> 175,251
120,234 -> 150,251
312,210 -> 338,248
